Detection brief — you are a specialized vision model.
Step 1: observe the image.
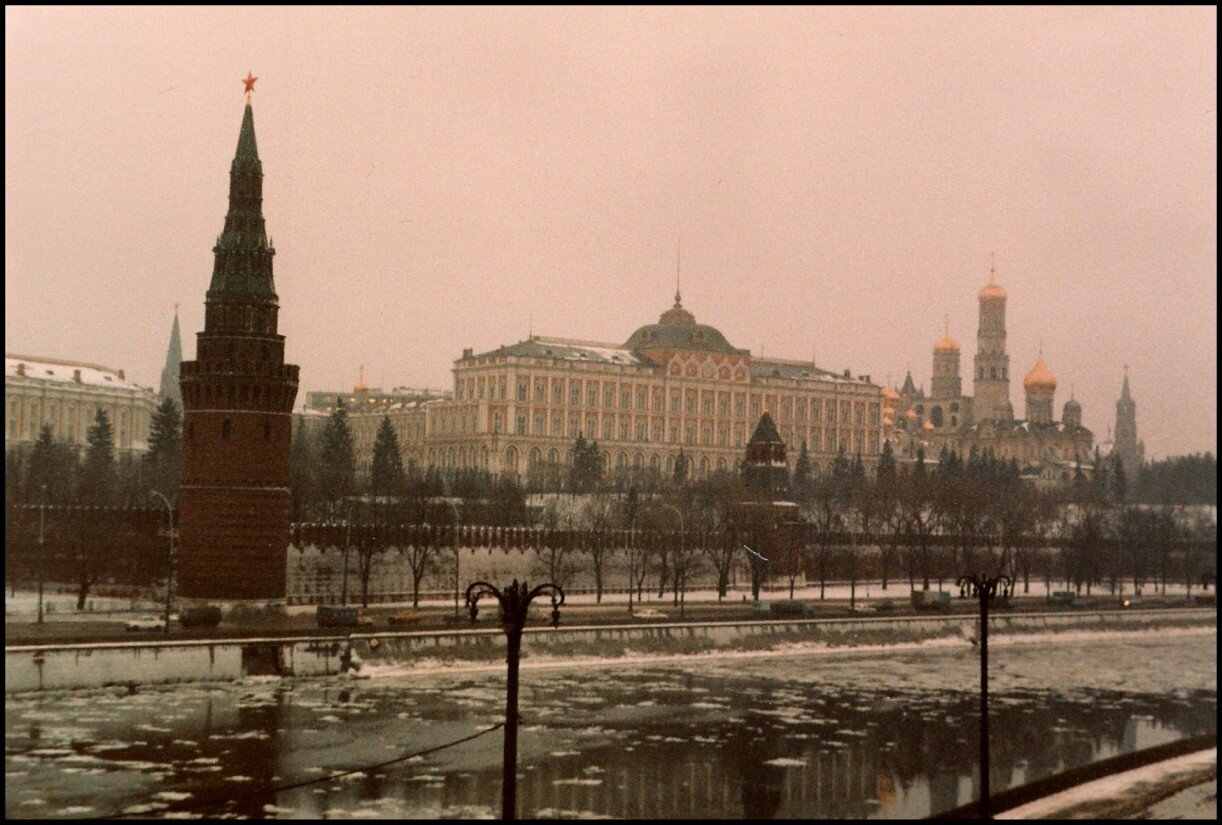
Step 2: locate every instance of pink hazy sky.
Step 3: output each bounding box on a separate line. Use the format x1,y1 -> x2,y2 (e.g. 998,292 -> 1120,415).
5,7 -> 1216,459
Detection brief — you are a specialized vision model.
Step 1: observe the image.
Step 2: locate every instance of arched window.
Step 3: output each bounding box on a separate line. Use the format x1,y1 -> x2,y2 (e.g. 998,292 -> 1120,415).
528,447 -> 542,469
221,418 -> 232,440
930,407 -> 944,428
990,367 -> 996,379
698,456 -> 709,476
716,457 -> 727,472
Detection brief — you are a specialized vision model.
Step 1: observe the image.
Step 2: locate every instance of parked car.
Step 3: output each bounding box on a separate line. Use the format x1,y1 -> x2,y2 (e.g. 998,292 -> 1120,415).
770,601 -> 815,617
125,615 -> 167,632
389,609 -> 422,625
633,608 -> 669,620
181,605 -> 222,629
911,590 -> 953,612
1049,591 -> 1077,606
316,605 -> 359,628
355,614 -> 375,627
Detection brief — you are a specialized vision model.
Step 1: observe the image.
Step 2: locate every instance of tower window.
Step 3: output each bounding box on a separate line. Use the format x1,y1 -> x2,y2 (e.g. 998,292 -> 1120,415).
221,418 -> 232,440
990,367 -> 996,379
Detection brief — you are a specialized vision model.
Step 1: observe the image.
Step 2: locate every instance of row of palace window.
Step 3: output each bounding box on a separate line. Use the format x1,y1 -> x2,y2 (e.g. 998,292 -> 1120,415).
456,374 -> 879,425
7,398 -> 142,446
488,407 -> 873,451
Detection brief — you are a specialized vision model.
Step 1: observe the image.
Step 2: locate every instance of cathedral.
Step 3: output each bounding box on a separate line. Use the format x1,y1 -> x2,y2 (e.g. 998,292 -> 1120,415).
886,264 -> 1094,484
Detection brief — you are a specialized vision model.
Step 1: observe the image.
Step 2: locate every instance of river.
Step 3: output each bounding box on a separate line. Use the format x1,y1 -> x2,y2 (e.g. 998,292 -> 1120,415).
4,628 -> 1216,819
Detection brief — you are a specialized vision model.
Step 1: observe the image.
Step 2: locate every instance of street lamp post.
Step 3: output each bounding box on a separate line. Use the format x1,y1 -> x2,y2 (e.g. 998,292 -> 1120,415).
466,579 -> 564,821
341,501 -> 355,606
37,484 -> 47,625
957,572 -> 1012,819
149,490 -> 175,635
446,498 -> 462,620
660,502 -> 685,616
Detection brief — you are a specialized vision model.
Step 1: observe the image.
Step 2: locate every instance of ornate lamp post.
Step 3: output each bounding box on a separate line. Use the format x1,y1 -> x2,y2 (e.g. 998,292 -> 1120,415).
37,484 -> 47,625
466,579 -> 565,820
660,502 -> 686,616
957,572 -> 1012,819
149,490 -> 175,634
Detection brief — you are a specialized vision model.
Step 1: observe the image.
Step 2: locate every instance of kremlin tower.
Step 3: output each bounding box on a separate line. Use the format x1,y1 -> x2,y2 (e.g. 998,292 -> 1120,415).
973,258 -> 1013,421
177,75 -> 300,601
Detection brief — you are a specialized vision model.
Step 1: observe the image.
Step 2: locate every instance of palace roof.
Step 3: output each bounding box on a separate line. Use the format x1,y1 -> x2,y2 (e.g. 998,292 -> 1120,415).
6,354 -> 149,392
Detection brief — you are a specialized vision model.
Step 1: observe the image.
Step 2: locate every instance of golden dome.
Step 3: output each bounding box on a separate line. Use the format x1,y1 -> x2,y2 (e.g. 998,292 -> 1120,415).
883,406 -> 896,418
883,386 -> 900,401
905,408 -> 918,421
1023,353 -> 1056,394
979,257 -> 1006,300
922,419 -> 935,431
933,316 -> 959,353
883,416 -> 894,427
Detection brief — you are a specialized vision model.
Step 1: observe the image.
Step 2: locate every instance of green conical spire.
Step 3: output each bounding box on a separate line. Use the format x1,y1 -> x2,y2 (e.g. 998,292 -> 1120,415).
232,101 -> 261,171
209,100 -> 275,297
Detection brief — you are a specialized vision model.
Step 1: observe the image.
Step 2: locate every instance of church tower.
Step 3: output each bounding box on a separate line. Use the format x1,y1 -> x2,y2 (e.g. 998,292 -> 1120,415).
178,77 -> 300,601
158,307 -> 183,408
931,317 -> 961,400
1113,367 -> 1144,487
972,259 -> 1013,421
1022,351 -> 1056,425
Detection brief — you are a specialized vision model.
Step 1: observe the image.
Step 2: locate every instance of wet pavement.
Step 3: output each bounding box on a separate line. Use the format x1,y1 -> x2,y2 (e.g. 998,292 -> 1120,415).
4,630 -> 1216,819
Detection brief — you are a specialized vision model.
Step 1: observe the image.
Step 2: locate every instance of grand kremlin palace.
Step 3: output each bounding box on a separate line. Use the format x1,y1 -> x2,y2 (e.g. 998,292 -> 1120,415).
327,291 -> 886,481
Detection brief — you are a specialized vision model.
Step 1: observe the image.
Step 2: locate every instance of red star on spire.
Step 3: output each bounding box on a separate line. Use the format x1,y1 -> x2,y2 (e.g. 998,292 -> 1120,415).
243,71 -> 257,93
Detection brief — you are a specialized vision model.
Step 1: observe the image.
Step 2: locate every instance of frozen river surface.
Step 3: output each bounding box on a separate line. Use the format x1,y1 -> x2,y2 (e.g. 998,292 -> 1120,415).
5,629 -> 1217,819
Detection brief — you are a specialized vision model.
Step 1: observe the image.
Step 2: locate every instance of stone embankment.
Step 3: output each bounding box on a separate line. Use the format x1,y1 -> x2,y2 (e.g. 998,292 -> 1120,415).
5,608 -> 1215,694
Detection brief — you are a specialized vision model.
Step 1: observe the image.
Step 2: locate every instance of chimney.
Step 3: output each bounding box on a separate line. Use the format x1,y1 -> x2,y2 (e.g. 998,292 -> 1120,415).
15,363 -> 25,377
462,347 -> 473,359
73,369 -> 82,383
117,369 -> 125,381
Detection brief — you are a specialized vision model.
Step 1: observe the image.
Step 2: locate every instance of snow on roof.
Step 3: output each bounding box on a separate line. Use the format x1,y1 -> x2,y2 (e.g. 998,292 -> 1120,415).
6,354 -> 150,393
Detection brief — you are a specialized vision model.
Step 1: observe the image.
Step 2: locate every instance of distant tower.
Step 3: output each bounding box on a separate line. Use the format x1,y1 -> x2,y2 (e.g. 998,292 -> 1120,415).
158,306 -> 183,408
1062,390 -> 1082,430
1022,351 -> 1056,425
973,257 -> 1013,420
743,412 -> 789,499
931,316 -> 961,400
1114,367 -> 1144,486
178,79 -> 300,601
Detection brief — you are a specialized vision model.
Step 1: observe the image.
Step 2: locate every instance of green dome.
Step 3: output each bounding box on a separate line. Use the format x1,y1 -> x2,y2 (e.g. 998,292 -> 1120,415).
625,296 -> 739,354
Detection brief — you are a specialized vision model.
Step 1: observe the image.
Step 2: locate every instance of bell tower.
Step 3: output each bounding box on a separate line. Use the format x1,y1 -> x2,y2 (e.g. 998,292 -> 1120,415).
973,256 -> 1013,421
178,76 -> 300,601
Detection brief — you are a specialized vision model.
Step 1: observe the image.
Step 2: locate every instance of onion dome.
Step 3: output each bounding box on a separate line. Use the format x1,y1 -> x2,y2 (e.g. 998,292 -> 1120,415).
883,385 -> 900,402
1063,395 -> 1081,413
922,419 -> 934,431
883,415 -> 894,427
1023,353 -> 1056,395
933,316 -> 959,353
883,406 -> 895,418
905,408 -> 918,421
979,258 -> 1006,300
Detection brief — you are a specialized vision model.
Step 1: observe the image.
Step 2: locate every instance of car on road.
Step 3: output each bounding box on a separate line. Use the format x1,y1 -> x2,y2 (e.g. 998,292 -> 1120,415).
125,615 -> 167,632
388,609 -> 422,625
632,608 -> 669,620
770,601 -> 815,617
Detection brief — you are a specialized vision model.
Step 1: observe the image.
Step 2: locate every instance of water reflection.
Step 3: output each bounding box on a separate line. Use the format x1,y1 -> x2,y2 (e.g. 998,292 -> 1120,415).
4,636 -> 1216,819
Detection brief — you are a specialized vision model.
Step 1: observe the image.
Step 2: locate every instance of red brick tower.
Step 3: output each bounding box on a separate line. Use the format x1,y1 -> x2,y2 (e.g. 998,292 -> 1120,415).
178,80 -> 299,600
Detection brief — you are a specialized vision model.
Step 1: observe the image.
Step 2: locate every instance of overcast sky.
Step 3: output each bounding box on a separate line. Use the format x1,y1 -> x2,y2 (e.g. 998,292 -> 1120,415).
5,7 -> 1216,458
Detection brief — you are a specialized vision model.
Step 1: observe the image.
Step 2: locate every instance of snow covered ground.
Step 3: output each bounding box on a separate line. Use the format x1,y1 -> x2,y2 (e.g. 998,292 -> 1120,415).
999,747 -> 1217,819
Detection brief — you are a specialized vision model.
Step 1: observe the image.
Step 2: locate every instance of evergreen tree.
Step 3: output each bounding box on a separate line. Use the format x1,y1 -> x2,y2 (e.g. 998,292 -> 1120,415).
673,449 -> 689,486
318,401 -> 356,508
290,423 -> 321,520
79,409 -> 115,506
877,439 -> 897,484
913,446 -> 927,481
793,441 -> 813,500
145,397 -> 182,499
569,434 -> 602,493
1107,451 -> 1127,503
370,416 -> 407,498
26,425 -> 60,502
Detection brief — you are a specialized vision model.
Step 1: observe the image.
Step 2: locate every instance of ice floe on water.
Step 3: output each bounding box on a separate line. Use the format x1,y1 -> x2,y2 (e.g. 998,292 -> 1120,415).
764,757 -> 808,767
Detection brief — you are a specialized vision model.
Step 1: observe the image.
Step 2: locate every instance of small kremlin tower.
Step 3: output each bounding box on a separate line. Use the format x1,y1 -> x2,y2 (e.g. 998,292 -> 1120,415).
177,75 -> 300,601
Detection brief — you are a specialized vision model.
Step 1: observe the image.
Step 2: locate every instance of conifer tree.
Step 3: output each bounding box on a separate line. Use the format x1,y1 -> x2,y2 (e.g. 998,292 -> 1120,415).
319,400 -> 356,508
370,416 -> 407,498
80,409 -> 115,506
145,397 -> 182,499
877,439 -> 897,484
793,441 -> 812,500
673,449 -> 689,486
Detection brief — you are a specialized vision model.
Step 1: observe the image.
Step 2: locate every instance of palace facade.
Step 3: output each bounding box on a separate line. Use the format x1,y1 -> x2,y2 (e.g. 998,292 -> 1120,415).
337,290 -> 885,483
